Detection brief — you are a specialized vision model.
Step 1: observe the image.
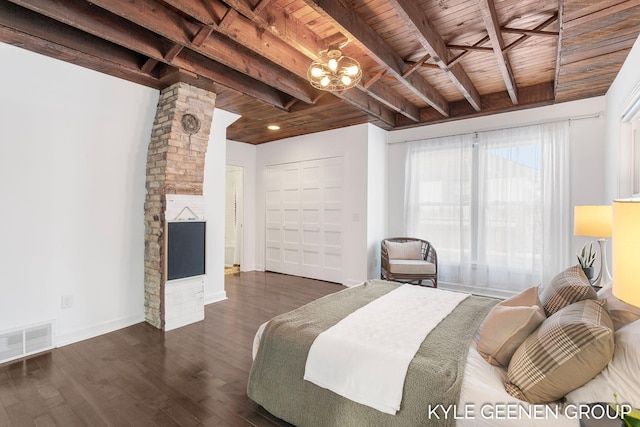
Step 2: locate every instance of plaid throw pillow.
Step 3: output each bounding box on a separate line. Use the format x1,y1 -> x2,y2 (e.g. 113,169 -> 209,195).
539,264 -> 597,316
505,299 -> 614,403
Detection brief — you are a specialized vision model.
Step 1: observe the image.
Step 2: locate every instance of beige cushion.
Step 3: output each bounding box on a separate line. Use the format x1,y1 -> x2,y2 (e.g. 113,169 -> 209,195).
388,259 -> 435,275
598,284 -> 640,330
385,240 -> 422,260
476,286 -> 546,368
539,264 -> 597,316
505,299 -> 614,404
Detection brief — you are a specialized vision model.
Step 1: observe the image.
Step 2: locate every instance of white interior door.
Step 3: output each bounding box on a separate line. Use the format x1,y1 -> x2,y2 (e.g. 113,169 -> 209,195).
265,157 -> 344,283
225,165 -> 242,267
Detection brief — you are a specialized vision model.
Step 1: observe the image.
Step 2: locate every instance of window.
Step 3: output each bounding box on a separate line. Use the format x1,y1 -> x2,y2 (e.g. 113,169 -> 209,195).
405,122 -> 570,296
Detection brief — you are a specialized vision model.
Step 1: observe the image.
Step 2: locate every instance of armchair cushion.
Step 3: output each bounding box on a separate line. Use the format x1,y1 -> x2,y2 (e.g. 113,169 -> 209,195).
385,240 -> 422,260
388,260 -> 436,275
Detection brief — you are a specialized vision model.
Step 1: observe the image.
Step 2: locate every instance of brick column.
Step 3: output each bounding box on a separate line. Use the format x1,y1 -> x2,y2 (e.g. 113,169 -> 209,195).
144,82 -> 216,329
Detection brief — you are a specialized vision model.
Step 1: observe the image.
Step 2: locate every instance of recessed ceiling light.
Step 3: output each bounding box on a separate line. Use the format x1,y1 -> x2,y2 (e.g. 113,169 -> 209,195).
267,124 -> 280,130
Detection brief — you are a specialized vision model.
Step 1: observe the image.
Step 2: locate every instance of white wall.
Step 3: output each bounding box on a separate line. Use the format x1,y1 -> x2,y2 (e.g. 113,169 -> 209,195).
366,124 -> 388,279
255,125 -> 370,285
226,140 -> 258,271
203,109 -> 240,304
0,43 -> 239,347
605,35 -> 640,200
387,97 -> 608,267
0,44 -> 158,345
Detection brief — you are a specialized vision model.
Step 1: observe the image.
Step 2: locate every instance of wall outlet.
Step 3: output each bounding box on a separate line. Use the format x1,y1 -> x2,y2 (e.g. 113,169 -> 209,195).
61,295 -> 73,309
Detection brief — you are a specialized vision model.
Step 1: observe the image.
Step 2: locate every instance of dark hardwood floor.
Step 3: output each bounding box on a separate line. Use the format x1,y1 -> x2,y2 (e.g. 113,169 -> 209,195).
0,272 -> 343,426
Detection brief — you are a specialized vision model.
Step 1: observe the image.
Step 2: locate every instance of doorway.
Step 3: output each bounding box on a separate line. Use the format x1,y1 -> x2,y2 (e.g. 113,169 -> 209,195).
225,165 -> 243,274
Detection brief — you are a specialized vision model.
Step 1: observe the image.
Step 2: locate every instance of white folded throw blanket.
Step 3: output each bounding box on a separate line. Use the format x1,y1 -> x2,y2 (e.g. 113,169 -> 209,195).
303,284 -> 469,415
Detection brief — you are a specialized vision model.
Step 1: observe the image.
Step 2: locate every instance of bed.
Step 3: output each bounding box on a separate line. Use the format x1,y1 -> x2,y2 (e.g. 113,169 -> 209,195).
248,269 -> 640,427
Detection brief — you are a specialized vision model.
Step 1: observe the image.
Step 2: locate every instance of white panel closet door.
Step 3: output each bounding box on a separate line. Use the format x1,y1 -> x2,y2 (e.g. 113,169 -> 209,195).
265,157 -> 344,283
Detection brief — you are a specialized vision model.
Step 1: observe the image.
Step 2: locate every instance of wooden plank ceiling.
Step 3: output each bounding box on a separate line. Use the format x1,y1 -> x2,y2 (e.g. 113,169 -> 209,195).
1,0 -> 638,144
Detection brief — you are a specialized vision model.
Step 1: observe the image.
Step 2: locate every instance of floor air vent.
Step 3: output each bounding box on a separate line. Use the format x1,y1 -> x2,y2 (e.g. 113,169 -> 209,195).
0,322 -> 54,364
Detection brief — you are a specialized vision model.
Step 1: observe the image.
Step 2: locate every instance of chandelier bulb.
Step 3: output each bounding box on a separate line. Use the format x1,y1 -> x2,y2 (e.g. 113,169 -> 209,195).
320,76 -> 331,87
328,58 -> 338,71
341,75 -> 352,86
310,67 -> 325,78
345,65 -> 359,76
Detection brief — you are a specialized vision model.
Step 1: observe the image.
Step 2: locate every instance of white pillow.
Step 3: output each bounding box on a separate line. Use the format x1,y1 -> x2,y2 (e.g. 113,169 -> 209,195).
385,240 -> 422,260
565,319 -> 640,408
598,284 -> 640,330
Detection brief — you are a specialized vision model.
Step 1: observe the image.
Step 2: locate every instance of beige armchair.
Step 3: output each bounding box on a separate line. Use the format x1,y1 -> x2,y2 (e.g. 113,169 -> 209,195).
381,237 -> 438,287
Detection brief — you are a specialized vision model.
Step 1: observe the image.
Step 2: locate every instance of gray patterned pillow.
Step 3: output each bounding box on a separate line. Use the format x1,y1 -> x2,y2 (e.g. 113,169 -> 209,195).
539,264 -> 597,316
504,299 -> 614,403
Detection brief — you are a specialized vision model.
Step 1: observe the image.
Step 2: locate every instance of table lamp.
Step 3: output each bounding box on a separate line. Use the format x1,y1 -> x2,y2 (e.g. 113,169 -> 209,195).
612,199 -> 640,307
574,205 -> 613,288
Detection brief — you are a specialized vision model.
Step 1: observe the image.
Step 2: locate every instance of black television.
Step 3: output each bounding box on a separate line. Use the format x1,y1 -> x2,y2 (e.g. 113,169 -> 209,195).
167,221 -> 206,281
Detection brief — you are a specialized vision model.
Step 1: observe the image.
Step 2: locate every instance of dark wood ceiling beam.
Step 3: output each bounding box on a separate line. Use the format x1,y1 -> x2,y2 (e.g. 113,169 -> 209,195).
218,7 -> 240,31
159,0 -> 224,26
448,17 -> 559,54
6,0 -> 290,110
189,2 -> 313,87
85,0 -> 317,104
217,0 -> 323,59
141,57 -> 160,74
325,85 -> 397,125
504,14 -> 558,53
364,69 -> 386,88
163,0 -> 401,126
396,82 -> 554,128
0,2 -> 162,88
448,35 -> 490,67
7,0 -> 165,58
447,44 -> 493,52
252,0 -> 273,15
501,27 -> 559,37
164,43 -> 184,62
363,81 -> 421,122
300,0 -> 450,117
386,0 -> 481,111
445,12 -> 540,68
191,25 -> 214,47
477,0 -> 519,104
402,53 -> 431,78
177,49 -> 293,109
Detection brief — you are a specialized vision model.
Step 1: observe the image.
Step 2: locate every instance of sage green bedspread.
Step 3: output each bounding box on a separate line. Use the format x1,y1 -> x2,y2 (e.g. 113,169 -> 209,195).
248,280 -> 497,427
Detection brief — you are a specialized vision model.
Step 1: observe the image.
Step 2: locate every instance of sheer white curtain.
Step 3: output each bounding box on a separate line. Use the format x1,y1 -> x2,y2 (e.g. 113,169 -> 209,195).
405,133 -> 474,283
405,122 -> 570,296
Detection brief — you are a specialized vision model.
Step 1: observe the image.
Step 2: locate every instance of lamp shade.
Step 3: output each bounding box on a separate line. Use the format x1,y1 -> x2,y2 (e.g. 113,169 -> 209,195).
574,205 -> 612,238
612,199 -> 640,307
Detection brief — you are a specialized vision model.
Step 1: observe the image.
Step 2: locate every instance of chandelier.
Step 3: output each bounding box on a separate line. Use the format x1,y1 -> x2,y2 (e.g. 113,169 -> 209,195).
307,46 -> 362,92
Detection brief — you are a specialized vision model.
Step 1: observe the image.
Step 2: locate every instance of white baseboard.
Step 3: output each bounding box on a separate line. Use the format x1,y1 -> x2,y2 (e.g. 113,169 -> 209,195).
205,290 -> 227,305
55,313 -> 145,348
